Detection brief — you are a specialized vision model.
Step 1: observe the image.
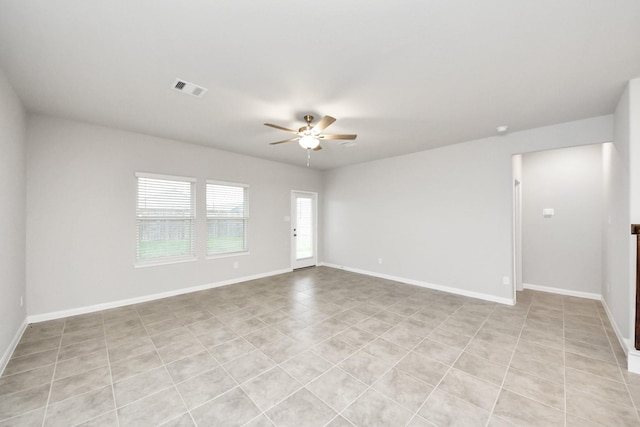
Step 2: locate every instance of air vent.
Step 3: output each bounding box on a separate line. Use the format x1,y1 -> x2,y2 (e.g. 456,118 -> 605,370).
172,78 -> 208,98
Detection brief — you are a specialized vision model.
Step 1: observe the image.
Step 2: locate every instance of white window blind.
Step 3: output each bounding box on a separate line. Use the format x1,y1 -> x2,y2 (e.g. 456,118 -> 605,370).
136,173 -> 196,264
206,181 -> 249,256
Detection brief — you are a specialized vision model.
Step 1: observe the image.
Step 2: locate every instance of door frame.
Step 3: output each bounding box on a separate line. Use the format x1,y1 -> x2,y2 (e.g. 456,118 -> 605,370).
291,190 -> 318,269
513,178 -> 523,296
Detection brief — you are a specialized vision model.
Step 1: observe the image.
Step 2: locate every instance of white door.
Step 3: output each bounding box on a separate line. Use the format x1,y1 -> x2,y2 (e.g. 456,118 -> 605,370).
291,191 -> 317,269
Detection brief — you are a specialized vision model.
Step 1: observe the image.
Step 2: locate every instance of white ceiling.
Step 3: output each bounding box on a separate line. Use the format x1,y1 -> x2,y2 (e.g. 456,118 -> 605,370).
1,0 -> 639,170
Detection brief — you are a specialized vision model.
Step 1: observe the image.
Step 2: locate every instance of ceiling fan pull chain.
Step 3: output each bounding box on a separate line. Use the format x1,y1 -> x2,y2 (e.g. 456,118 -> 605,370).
307,149 -> 311,167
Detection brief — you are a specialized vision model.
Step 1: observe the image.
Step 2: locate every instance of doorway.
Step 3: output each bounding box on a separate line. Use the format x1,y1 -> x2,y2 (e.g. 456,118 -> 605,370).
291,191 -> 317,269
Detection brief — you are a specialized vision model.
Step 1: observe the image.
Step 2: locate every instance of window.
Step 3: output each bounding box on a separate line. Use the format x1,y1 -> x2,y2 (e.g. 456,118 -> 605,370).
206,181 -> 249,256
136,173 -> 196,264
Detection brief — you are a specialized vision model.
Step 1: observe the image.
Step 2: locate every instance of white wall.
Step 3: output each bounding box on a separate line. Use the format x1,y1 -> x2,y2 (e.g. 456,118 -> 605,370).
602,140 -> 630,338
605,78 -> 640,345
630,79 -> 640,345
323,115 -> 612,303
0,67 -> 27,370
26,115 -> 322,316
521,144 -> 603,295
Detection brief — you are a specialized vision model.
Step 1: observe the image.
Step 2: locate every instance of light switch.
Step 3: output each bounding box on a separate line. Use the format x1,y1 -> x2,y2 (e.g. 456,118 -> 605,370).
543,208 -> 554,217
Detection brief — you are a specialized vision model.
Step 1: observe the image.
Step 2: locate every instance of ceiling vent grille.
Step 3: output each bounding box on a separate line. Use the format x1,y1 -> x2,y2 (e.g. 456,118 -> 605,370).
172,79 -> 208,98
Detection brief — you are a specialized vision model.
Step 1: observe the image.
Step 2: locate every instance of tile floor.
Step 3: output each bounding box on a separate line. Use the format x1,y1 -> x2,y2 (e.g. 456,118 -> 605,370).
1,266 -> 640,426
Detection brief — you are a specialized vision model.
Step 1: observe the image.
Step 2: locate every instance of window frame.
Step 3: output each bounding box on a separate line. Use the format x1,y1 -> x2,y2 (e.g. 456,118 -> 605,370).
205,180 -> 250,258
135,172 -> 197,267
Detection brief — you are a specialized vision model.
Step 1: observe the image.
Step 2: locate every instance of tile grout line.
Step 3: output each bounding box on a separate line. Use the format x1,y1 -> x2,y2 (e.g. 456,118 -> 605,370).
597,302 -> 640,423
483,298 -> 533,427
13,271 -> 640,427
39,319 -> 66,427
102,313 -> 121,427
350,301 -> 499,426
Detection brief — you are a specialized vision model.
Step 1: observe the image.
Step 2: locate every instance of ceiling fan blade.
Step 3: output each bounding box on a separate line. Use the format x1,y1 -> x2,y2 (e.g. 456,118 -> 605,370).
313,145 -> 323,151
269,138 -> 299,145
320,134 -> 357,140
312,115 -> 336,132
264,123 -> 299,134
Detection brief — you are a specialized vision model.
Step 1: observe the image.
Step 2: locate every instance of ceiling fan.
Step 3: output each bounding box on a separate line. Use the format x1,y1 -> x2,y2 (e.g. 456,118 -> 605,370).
264,115 -> 357,151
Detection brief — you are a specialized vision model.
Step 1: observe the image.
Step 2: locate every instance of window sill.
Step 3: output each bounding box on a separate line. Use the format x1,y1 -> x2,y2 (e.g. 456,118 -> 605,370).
206,251 -> 250,260
134,256 -> 198,268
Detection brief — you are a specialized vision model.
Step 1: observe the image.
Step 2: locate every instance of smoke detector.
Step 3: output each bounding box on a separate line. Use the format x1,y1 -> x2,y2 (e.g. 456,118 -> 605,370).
172,79 -> 208,98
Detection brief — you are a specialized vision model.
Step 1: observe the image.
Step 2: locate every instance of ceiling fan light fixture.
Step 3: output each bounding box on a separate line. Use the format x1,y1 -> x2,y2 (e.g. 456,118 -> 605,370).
299,135 -> 320,149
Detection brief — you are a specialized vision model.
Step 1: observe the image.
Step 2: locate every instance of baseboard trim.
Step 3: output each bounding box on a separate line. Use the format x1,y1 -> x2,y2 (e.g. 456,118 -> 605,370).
0,317 -> 28,376
522,283 -> 601,300
599,297 -> 640,374
319,263 -> 515,306
627,347 -> 640,375
28,268 -> 293,323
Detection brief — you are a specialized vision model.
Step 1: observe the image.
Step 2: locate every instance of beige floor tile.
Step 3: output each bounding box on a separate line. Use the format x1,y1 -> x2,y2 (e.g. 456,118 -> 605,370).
196,326 -> 238,349
566,387 -> 640,425
566,367 -> 632,407
565,338 -> 617,364
241,367 -> 301,411
267,388 -> 336,427
324,415 -> 355,427
0,384 -> 49,421
117,386 -> 187,427
453,352 -> 507,385
0,407 -> 45,427
414,339 -> 461,366
54,350 -> 108,380
338,349 -> 394,386
165,351 -> 218,383
395,351 -> 449,386
363,338 -> 408,364
565,351 -> 623,382
208,337 -> 255,364
223,350 -> 275,384
493,390 -> 564,427
107,336 -> 155,363
175,366 -> 237,410
45,386 -> 114,427
307,367 -> 367,412
110,350 -> 163,382
3,268 -> 638,426
256,335 -> 308,363
57,338 -> 106,362
406,415 -> 437,427
419,388 -> 489,427
436,368 -> 500,411
49,366 -> 111,404
334,327 -> 377,349
0,364 -> 54,397
311,337 -> 357,364
279,350 -> 332,385
373,367 -> 433,412
3,350 -> 57,376
509,348 -> 564,385
503,368 -> 564,410
342,388 -> 413,427
12,336 -> 60,359
428,327 -> 472,349
113,366 -> 174,408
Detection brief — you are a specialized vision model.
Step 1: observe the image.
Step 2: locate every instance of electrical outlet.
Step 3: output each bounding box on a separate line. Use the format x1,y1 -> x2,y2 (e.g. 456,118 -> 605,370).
233,261 -> 239,269
378,257 -> 383,265
502,276 -> 510,285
